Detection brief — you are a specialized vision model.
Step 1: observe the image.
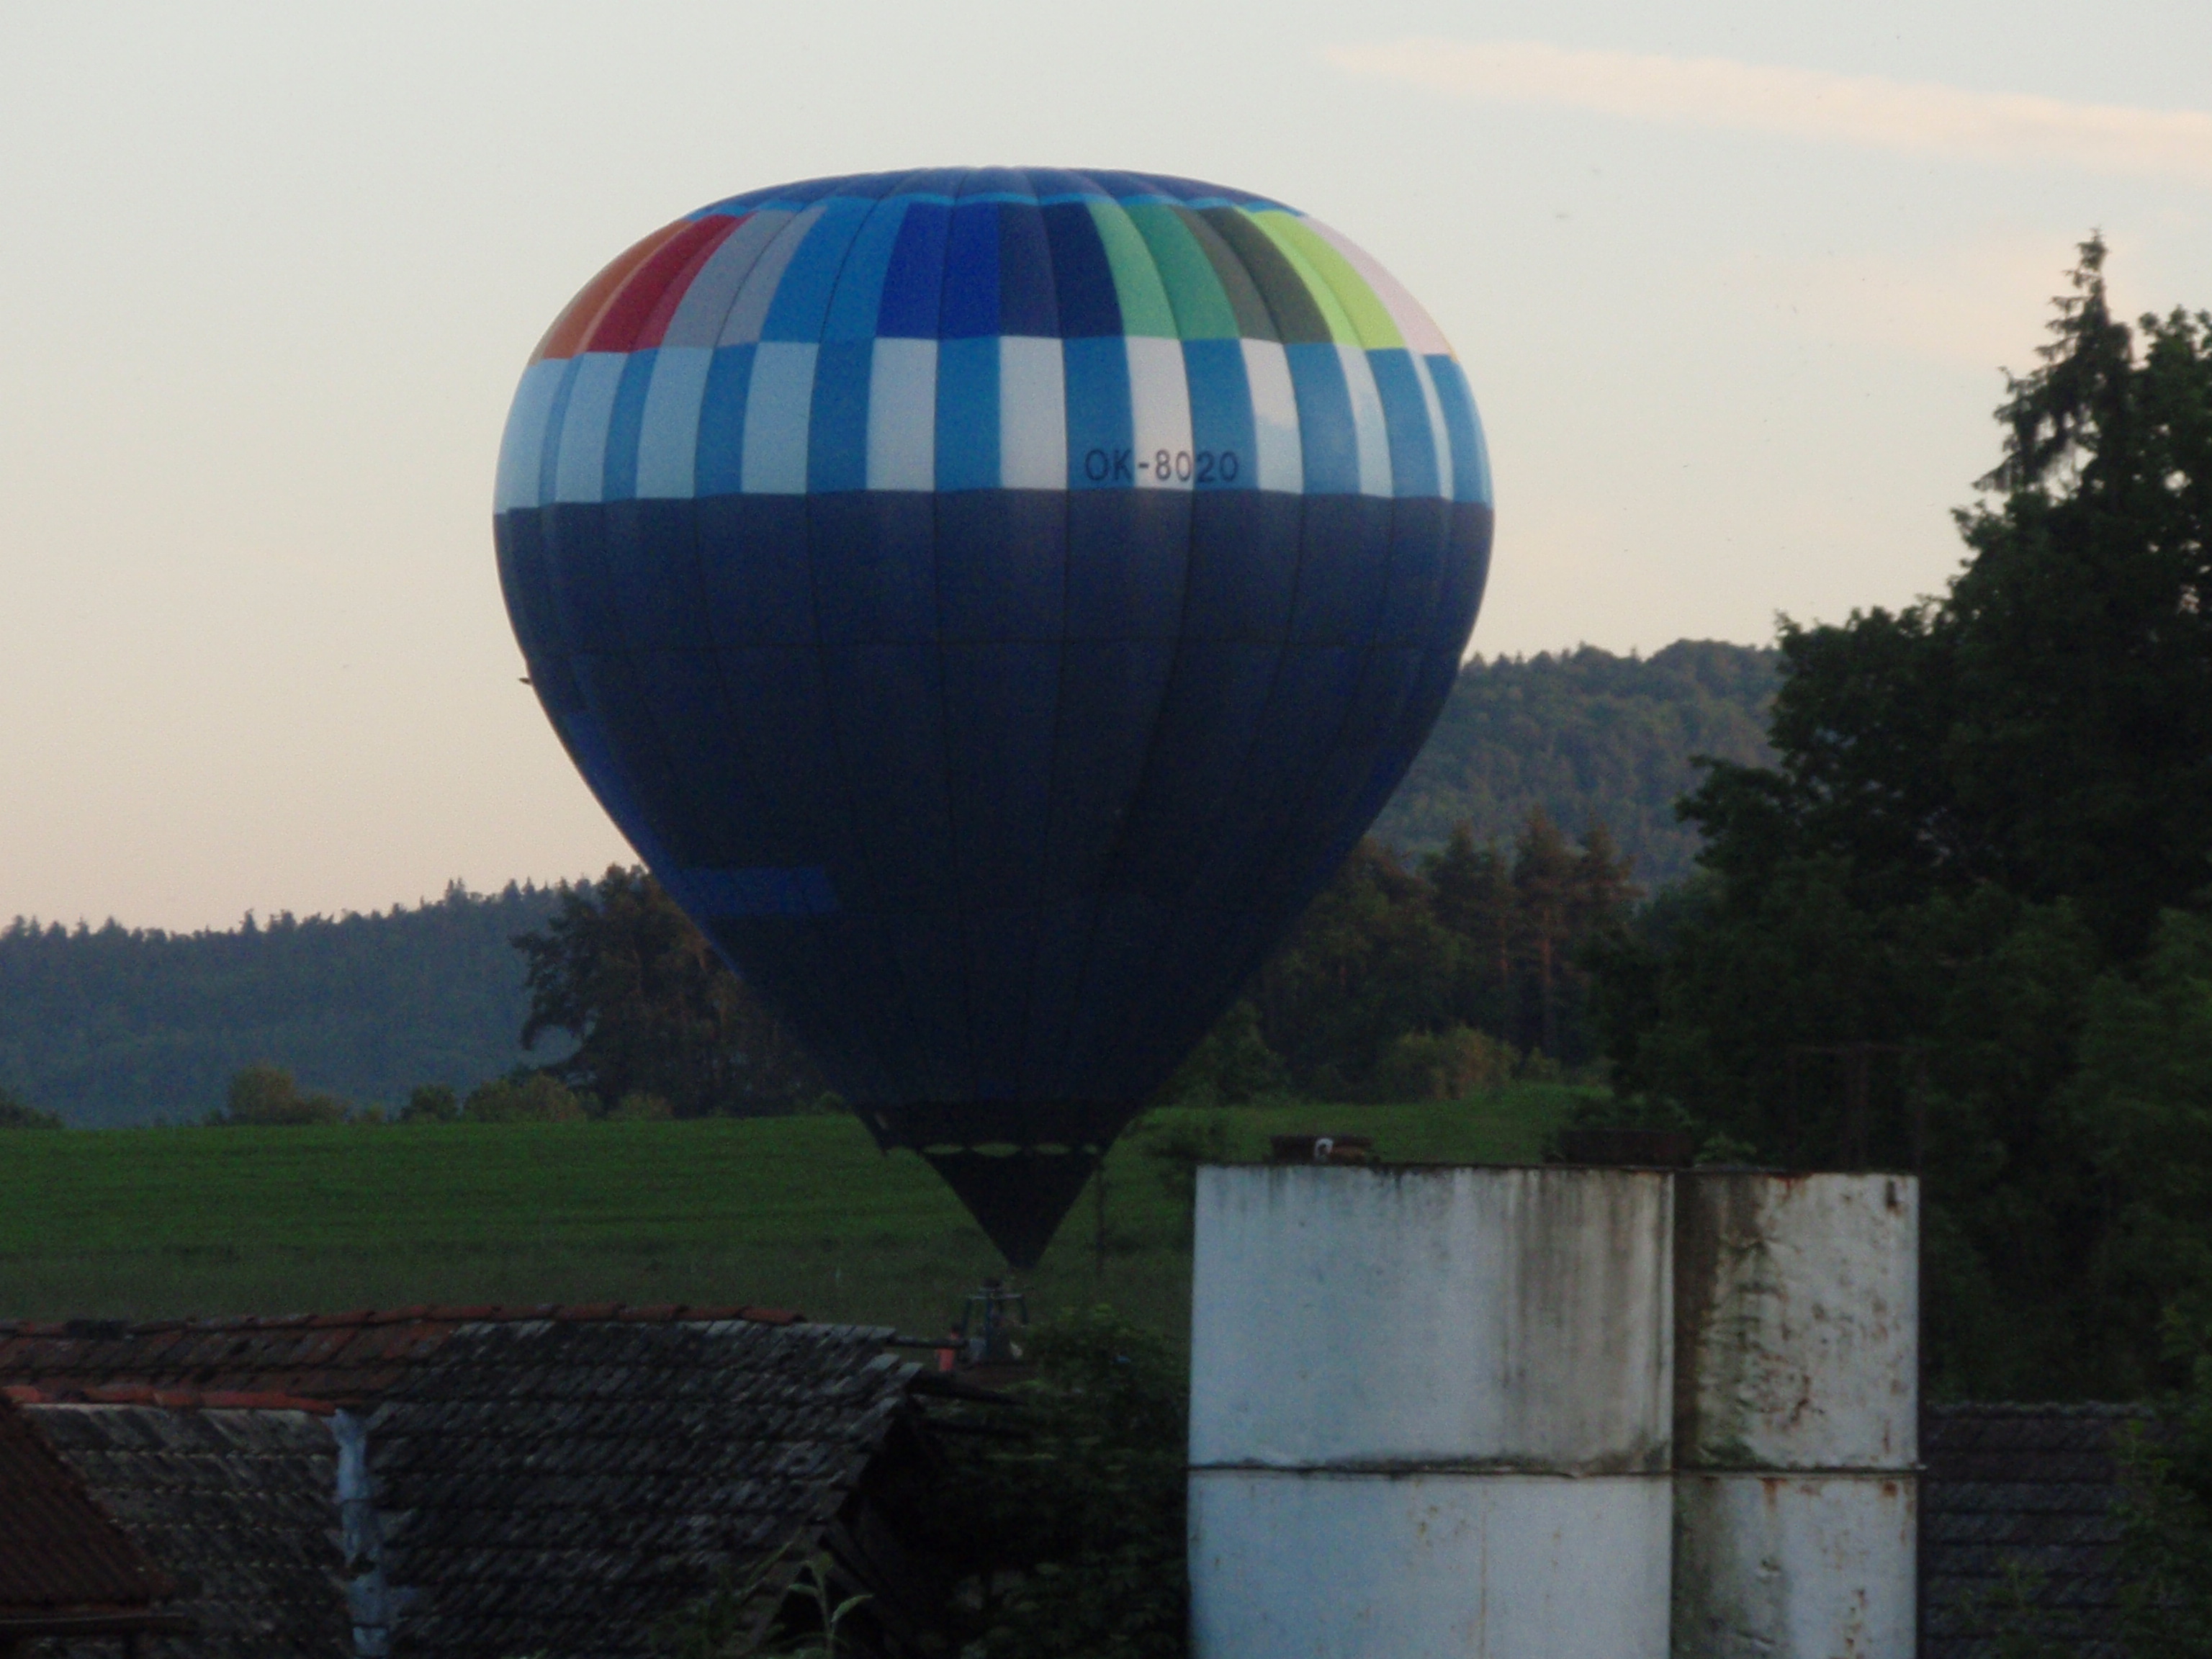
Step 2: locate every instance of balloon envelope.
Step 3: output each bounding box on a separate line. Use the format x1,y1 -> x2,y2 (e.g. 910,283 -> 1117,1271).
495,169 -> 1493,1263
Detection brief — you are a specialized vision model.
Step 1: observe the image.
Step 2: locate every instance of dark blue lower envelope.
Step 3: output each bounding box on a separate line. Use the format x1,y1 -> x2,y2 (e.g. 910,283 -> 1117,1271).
499,487 -> 1488,1262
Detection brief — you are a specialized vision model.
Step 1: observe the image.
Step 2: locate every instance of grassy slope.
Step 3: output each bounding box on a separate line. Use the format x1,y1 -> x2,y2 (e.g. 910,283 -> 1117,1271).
0,1086 -> 1586,1339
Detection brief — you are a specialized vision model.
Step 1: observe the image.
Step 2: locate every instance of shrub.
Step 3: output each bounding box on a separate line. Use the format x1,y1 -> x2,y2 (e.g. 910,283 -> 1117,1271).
0,1087 -> 61,1130
400,1084 -> 460,1124
2113,1337 -> 2212,1658
1373,1025 -> 1515,1100
221,1064 -> 347,1126
1517,1050 -> 1565,1084
657,1544 -> 868,1659
611,1091 -> 674,1121
933,1306 -> 1188,1659
1155,1001 -> 1286,1108
1133,1114 -> 1235,1242
462,1071 -> 588,1123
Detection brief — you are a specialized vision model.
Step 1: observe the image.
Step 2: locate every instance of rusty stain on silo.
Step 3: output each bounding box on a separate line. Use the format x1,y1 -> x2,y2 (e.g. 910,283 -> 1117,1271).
1672,1172 -> 1919,1657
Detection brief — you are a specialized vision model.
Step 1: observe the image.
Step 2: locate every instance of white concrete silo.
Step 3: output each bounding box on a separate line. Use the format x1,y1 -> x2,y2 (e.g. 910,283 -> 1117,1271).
1187,1164 -> 1676,1659
1671,1171 -> 1920,1657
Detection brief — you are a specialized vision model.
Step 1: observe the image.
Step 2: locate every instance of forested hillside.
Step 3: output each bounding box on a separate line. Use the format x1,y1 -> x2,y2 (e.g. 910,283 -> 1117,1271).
1375,641 -> 1779,889
1,642 -> 1775,1126
0,884 -> 569,1127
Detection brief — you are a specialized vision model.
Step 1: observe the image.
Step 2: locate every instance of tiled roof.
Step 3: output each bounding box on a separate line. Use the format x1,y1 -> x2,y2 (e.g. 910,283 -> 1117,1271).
0,1302 -> 932,1657
27,1401 -> 351,1659
363,1316 -> 922,1658
0,1303 -> 804,1406
0,1388 -> 176,1619
1921,1403 -> 2155,1659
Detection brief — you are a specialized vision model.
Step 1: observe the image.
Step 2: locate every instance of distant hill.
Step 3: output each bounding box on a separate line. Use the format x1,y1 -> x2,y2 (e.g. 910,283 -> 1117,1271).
1373,641 -> 1780,890
0,642 -> 1779,1127
0,884 -> 571,1128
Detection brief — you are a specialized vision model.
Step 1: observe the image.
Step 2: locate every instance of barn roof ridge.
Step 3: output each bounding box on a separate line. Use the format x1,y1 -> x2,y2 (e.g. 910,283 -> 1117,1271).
0,1300 -> 840,1409
0,1298 -> 808,1339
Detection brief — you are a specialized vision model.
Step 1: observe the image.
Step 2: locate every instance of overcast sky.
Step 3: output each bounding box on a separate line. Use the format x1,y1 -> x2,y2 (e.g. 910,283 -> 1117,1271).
5,0 -> 2209,931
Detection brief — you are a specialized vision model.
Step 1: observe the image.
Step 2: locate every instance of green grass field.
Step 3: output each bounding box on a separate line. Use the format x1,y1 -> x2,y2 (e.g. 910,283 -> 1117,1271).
0,1087 -> 1587,1340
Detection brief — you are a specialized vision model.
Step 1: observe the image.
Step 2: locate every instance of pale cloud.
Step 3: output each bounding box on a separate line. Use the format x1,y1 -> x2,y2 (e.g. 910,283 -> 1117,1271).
1326,40 -> 2212,184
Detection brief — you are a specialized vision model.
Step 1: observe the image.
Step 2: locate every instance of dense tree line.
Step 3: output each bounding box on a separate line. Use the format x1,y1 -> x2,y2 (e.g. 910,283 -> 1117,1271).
1215,814 -> 1638,1100
1374,639 -> 1777,887
0,817 -> 1642,1128
1595,240 -> 2212,1405
509,820 -> 1638,1122
200,1061 -> 607,1127
491,648 -> 1769,1120
0,883 -> 567,1125
0,643 -> 1766,1126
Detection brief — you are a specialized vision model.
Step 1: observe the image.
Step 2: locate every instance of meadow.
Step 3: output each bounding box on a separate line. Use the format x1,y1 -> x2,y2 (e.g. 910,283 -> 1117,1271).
0,1086 -> 1586,1340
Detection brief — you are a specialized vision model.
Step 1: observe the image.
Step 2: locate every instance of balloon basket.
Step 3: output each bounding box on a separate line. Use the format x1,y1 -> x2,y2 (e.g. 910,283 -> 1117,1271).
933,1277 -> 1033,1388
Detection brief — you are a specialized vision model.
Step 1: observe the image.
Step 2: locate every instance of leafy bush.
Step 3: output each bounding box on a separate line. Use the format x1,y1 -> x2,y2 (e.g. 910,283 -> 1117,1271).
462,1071 -> 588,1123
400,1083 -> 459,1123
2113,1335 -> 2212,1658
218,1063 -> 347,1126
0,1087 -> 61,1130
1374,1025 -> 1515,1100
1956,1561 -> 2079,1658
1132,1115 -> 1234,1244
665,1307 -> 1190,1659
657,1545 -> 869,1659
935,1305 -> 1188,1659
1154,1001 -> 1285,1108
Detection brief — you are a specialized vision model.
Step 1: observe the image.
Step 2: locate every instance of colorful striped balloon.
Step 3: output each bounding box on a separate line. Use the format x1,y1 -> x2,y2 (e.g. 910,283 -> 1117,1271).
495,169 -> 1493,1264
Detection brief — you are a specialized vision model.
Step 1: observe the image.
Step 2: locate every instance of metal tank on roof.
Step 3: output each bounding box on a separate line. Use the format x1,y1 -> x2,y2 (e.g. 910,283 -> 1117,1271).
1186,1164 -> 1675,1658
493,168 -> 1493,1263
1672,1171 -> 1920,1657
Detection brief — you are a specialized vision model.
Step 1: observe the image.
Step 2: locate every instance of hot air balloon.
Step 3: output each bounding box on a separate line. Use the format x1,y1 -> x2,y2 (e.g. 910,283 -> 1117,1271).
495,168 -> 1492,1265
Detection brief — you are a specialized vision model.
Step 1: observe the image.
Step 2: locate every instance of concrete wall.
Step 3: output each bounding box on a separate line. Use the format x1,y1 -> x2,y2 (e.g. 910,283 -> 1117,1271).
1188,1166 -> 1675,1659
1673,1172 -> 1919,1658
1190,1470 -> 1671,1657
1187,1164 -> 1920,1659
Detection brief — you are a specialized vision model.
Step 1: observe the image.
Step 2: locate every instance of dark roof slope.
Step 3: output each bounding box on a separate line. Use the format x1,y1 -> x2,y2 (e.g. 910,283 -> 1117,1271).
365,1316 -> 921,1658
0,1303 -> 803,1406
1922,1402 -> 2154,1659
26,1401 -> 351,1659
0,1389 -> 176,1619
0,1304 -> 937,1656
